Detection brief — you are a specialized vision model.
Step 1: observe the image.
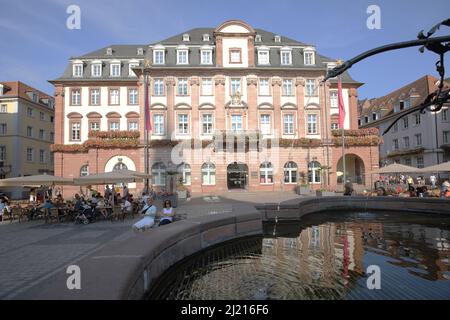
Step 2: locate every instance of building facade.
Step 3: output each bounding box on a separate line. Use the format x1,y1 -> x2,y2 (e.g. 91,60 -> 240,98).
51,20 -> 379,196
359,75 -> 450,171
0,81 -> 55,198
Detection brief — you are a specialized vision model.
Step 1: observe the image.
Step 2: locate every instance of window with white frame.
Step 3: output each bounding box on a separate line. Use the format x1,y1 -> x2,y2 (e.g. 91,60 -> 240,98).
152,162 -> 167,186
128,121 -> 138,131
91,63 -> 102,77
229,49 -> 241,63
153,50 -> 165,65
230,78 -> 241,95
178,114 -> 189,134
177,78 -> 188,95
203,34 -> 210,42
90,122 -> 100,132
109,89 -> 120,105
39,149 -> 45,163
26,126 -> 33,137
177,163 -> 191,185
90,89 -> 100,105
71,89 -> 81,105
306,79 -> 315,96
0,146 -> 6,161
415,113 -> 421,125
403,117 -> 409,129
110,63 -> 121,77
201,78 -> 213,95
109,121 -> 120,131
231,114 -> 242,132
183,34 -> 190,41
201,163 -> 215,185
73,63 -> 83,77
283,114 -> 294,134
201,50 -> 212,64
308,161 -> 321,183
442,109 -> 448,121
177,50 -> 189,64
307,114 -> 318,134
71,122 -> 80,141
330,91 -> 338,108
153,114 -> 165,135
258,50 -> 270,65
128,62 -> 139,77
281,50 -> 292,65
80,165 -> 89,177
153,78 -> 164,96
284,161 -> 297,183
202,114 -> 213,134
0,104 -> 7,113
26,147 -> 34,162
260,114 -> 271,135
304,51 -> 315,65
403,136 -> 410,148
128,88 -> 138,105
282,79 -> 293,96
259,78 -> 270,95
260,162 -> 273,184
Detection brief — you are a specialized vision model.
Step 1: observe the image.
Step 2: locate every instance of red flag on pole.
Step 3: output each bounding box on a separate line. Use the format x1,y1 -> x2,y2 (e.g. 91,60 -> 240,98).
144,76 -> 151,132
337,77 -> 346,128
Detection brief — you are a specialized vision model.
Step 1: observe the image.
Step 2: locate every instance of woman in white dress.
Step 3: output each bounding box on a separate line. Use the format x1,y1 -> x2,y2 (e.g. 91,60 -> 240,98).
132,197 -> 156,232
159,200 -> 175,226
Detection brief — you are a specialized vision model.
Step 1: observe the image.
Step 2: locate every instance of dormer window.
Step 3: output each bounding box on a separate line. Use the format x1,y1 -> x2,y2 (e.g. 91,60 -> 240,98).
280,49 -> 292,65
229,48 -> 242,64
128,61 -> 139,77
73,63 -> 83,77
177,49 -> 189,65
106,47 -> 113,55
255,34 -> 262,42
202,34 -> 210,42
183,34 -> 190,42
304,51 -> 315,65
91,62 -> 102,77
399,100 -> 405,110
153,49 -> 165,65
110,62 -> 121,77
137,48 -> 144,55
257,48 -> 270,65
200,49 -> 212,65
372,112 -> 378,121
274,35 -> 281,43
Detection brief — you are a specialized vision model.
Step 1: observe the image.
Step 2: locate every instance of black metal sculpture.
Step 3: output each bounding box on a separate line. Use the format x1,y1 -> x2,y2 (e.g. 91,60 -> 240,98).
324,18 -> 450,135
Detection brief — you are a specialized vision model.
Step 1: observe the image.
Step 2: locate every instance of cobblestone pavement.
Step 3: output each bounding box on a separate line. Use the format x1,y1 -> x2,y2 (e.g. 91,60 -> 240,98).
0,191 -> 302,299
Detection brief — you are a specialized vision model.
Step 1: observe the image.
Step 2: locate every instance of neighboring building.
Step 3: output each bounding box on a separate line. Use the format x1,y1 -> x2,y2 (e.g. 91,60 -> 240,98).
50,20 -> 379,196
359,75 -> 450,170
0,81 -> 55,198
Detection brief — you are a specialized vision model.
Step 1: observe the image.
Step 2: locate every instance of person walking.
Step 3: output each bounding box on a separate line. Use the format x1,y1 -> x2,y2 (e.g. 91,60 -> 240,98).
122,185 -> 129,201
407,176 -> 414,189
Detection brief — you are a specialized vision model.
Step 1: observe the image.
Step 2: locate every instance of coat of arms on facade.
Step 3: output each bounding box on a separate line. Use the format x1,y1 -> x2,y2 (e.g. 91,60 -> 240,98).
230,91 -> 242,106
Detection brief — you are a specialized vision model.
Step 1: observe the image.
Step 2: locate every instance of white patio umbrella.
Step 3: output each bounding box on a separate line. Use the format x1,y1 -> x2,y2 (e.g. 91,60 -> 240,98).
0,174 -> 74,187
73,169 -> 151,185
372,163 -> 420,174
418,161 -> 450,173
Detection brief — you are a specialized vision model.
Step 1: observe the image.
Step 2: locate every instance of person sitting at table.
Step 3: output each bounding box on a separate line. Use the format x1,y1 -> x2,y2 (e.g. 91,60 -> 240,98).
0,197 -> 7,222
121,197 -> 133,217
158,200 -> 175,226
132,198 -> 157,232
38,198 -> 54,211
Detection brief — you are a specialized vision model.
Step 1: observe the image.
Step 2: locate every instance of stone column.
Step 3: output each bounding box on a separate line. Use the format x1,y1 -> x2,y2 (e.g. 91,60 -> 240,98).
53,84 -> 65,178
190,76 -> 200,139
247,36 -> 255,67
295,77 -> 305,138
216,36 -> 223,67
271,77 -> 282,138
348,87 -> 359,129
166,77 -> 176,138
214,76 -> 226,131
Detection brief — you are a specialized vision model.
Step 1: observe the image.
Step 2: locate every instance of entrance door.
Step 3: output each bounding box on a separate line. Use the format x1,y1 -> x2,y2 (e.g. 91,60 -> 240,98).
227,162 -> 248,190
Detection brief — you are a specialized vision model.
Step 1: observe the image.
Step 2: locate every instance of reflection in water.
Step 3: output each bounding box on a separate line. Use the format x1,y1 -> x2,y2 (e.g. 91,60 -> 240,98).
148,212 -> 450,300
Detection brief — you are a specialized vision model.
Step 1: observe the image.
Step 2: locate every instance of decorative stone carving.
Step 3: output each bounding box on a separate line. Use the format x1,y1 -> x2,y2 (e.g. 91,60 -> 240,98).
271,77 -> 282,86
246,77 -> 258,86
295,77 -> 305,86
165,77 -> 176,86
189,77 -> 200,86
214,76 -> 226,86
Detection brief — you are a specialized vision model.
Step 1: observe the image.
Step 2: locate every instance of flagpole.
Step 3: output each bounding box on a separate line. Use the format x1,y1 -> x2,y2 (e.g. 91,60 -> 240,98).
336,65 -> 346,191
143,65 -> 149,191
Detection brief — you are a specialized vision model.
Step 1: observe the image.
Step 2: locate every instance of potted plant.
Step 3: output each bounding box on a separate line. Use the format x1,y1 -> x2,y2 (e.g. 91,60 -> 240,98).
296,172 -> 311,195
176,177 -> 188,199
316,188 -> 335,197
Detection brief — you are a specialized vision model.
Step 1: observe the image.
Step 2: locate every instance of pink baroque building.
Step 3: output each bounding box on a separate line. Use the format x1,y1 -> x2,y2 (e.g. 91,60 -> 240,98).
50,20 -> 380,197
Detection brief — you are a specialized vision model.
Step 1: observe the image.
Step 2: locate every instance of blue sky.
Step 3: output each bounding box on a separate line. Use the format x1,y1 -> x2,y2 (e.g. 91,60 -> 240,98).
0,0 -> 449,99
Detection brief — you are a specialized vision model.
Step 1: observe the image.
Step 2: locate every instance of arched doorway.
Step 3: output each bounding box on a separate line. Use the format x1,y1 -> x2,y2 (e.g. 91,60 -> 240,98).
336,154 -> 366,185
227,162 -> 248,190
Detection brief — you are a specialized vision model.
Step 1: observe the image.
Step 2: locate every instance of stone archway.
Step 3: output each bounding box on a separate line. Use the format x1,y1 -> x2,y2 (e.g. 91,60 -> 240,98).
105,155 -> 137,189
336,154 -> 366,185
